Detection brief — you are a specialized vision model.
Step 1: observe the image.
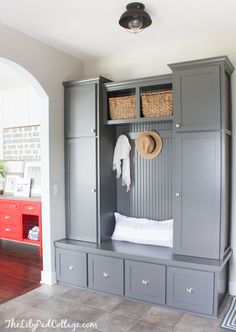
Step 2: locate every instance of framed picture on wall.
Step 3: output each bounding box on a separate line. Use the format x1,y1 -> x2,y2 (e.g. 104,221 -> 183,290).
24,162 -> 41,196
4,174 -> 22,195
14,178 -> 31,197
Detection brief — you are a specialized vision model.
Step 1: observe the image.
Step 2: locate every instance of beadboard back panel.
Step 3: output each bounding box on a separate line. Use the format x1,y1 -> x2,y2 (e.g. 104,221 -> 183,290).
116,121 -> 173,221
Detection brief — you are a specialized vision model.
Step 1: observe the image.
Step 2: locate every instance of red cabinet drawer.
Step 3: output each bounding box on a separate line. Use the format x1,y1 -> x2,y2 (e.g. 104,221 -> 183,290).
0,213 -> 20,225
21,201 -> 41,215
0,200 -> 19,212
0,223 -> 21,240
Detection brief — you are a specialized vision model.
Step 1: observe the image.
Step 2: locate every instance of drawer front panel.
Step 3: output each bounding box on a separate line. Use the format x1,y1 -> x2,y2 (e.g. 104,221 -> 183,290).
0,223 -> 21,240
167,267 -> 214,315
0,200 -> 19,212
88,254 -> 124,295
0,213 -> 20,225
56,248 -> 87,287
21,201 -> 41,215
125,260 -> 166,304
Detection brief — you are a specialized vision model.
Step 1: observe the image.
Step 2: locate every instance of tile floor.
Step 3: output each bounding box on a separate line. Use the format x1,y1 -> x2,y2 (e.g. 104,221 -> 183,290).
0,284 -> 229,332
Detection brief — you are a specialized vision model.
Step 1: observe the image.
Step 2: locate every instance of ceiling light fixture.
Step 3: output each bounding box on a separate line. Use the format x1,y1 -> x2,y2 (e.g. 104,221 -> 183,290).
119,2 -> 152,34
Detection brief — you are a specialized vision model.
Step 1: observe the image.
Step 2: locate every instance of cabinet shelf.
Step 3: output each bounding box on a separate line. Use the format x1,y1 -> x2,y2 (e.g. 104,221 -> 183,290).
106,115 -> 173,125
105,77 -> 173,125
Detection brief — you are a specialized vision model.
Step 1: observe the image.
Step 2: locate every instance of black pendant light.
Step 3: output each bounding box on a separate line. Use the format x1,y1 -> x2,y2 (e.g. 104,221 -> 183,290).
119,2 -> 152,33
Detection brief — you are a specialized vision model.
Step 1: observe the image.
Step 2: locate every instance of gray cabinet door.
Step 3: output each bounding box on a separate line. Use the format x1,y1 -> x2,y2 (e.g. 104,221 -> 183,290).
88,254 -> 124,295
65,83 -> 96,138
173,65 -> 220,131
173,132 -> 220,259
66,137 -> 97,242
56,248 -> 87,287
167,267 -> 214,315
125,260 -> 165,304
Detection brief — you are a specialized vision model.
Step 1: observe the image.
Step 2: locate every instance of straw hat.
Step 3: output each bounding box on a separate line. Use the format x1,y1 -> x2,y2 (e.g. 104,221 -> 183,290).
136,131 -> 163,159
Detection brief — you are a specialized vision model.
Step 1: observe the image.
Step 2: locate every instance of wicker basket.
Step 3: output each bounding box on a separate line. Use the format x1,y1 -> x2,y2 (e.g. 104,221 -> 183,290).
109,95 -> 136,120
141,90 -> 173,118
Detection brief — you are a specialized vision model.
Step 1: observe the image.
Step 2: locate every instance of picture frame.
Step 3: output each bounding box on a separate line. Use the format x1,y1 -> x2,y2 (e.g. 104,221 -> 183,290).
14,178 -> 31,197
24,162 -> 41,196
4,174 -> 22,195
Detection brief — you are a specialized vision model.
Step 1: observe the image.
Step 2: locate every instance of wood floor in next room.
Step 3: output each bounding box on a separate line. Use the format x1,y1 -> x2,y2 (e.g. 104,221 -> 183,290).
0,239 -> 41,304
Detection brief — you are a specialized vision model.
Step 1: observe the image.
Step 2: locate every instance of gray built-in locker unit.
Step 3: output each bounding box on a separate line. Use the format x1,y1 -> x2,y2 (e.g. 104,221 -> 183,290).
56,56 -> 234,316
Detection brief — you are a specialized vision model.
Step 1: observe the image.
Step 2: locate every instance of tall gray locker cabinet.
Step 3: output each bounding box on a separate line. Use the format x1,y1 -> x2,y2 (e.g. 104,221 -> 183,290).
169,57 -> 234,260
64,77 -> 116,243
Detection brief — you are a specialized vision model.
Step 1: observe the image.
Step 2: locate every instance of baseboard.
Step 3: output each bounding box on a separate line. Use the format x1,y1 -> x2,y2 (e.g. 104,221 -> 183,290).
40,270 -> 57,285
229,281 -> 236,296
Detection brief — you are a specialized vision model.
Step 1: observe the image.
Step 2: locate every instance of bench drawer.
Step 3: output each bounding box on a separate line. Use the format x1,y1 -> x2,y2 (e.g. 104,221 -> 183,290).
0,213 -> 20,225
56,248 -> 87,287
88,254 -> 124,296
21,201 -> 41,215
125,260 -> 165,304
167,267 -> 214,315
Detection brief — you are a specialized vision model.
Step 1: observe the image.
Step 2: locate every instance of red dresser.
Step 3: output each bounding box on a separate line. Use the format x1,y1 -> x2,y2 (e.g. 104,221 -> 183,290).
0,199 -> 42,255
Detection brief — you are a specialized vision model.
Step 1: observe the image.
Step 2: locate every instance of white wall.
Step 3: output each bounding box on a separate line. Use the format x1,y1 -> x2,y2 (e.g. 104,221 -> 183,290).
84,40 -> 236,295
0,86 -> 41,174
0,22 -> 83,284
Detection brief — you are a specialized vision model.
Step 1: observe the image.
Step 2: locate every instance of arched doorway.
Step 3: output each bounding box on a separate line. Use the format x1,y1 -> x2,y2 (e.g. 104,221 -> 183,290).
0,58 -> 50,288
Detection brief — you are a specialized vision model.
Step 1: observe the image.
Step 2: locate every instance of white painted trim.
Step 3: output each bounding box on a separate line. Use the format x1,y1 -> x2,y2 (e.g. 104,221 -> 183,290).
41,270 -> 57,285
229,281 -> 236,296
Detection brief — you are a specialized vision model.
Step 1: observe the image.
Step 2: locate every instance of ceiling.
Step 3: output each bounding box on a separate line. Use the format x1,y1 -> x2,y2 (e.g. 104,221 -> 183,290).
0,0 -> 235,60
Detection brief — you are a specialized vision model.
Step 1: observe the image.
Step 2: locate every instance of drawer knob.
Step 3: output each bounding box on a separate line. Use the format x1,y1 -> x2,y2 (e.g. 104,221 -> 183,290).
4,216 -> 10,219
91,189 -> 96,193
68,266 -> 75,271
175,193 -> 180,197
28,206 -> 34,210
176,124 -> 180,128
103,272 -> 109,278
13,204 -> 17,209
5,228 -> 11,232
91,129 -> 96,133
186,287 -> 195,294
142,280 -> 150,286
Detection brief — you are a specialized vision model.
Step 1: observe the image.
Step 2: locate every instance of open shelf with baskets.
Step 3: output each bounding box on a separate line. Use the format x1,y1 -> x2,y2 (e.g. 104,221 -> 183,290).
105,75 -> 173,125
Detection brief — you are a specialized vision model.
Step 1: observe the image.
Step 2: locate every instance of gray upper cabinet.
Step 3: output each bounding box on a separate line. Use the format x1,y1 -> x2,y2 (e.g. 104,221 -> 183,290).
66,137 -> 97,242
169,56 -> 234,132
173,132 -> 221,259
65,83 -> 96,138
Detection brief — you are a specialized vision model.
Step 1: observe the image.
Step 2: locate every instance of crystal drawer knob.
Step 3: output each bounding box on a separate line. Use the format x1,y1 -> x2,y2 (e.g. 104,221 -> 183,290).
28,206 -> 34,210
142,280 -> 150,286
176,124 -> 180,128
186,287 -> 195,294
68,266 -> 75,271
5,228 -> 11,232
103,272 -> 109,278
175,193 -> 180,197
4,216 -> 10,219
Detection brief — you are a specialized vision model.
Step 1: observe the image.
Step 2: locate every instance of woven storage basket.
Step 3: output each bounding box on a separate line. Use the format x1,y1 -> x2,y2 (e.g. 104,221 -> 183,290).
109,95 -> 136,120
141,90 -> 173,118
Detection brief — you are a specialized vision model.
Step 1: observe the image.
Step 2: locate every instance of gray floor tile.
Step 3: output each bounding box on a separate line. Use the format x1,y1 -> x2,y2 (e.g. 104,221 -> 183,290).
95,312 -> 137,332
35,296 -> 75,316
142,306 -> 184,329
111,299 -> 151,319
0,301 -> 31,325
130,320 -> 172,332
56,287 -> 95,304
174,313 -> 219,332
83,291 -> 123,311
61,303 -> 105,323
36,284 -> 72,297
14,289 -> 54,307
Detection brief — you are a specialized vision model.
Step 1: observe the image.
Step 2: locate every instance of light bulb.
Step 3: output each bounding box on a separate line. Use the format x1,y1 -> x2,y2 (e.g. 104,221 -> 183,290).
128,17 -> 143,33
